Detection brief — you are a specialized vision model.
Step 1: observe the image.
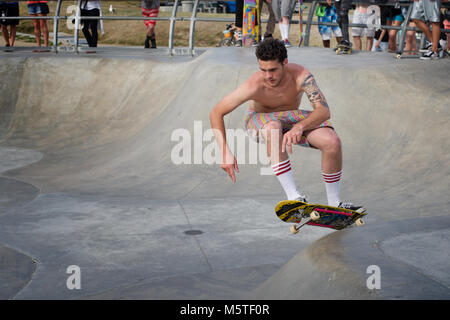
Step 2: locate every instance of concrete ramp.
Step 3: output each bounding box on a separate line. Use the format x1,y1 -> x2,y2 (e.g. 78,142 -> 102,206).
0,47 -> 449,299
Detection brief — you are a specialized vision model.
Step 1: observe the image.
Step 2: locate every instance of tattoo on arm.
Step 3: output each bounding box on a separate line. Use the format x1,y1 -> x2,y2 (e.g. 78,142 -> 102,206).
302,74 -> 329,109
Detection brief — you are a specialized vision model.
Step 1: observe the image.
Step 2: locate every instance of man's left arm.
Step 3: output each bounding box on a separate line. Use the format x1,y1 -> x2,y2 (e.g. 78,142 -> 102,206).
282,72 -> 330,153
298,73 -> 331,130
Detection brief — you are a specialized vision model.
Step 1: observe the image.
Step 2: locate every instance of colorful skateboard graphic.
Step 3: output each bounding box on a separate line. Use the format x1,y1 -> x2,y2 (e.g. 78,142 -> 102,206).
242,0 -> 260,46
275,200 -> 367,234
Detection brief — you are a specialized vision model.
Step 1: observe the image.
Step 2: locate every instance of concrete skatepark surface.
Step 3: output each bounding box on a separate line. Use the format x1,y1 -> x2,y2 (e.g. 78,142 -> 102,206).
0,46 -> 449,300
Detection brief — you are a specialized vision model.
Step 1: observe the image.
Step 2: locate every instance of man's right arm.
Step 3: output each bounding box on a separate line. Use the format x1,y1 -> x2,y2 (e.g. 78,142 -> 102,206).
209,80 -> 256,182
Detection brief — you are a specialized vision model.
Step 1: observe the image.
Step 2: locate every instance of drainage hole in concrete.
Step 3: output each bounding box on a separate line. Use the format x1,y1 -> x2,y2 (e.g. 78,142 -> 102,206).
184,230 -> 204,236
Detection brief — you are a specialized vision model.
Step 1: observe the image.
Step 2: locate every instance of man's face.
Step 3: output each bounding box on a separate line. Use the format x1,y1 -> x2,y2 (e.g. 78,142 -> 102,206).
258,58 -> 287,87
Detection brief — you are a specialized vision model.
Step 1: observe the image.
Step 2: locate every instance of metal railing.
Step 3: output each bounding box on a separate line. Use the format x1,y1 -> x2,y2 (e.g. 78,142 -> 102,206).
1,0 -> 449,57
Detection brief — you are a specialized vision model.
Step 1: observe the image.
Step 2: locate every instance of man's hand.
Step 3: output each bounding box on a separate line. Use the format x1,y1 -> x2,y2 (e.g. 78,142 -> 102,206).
222,151 -> 239,183
282,125 -> 304,154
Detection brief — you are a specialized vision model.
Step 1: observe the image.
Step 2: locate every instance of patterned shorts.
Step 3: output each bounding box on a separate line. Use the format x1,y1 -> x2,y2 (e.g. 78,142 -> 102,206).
318,6 -> 342,41
142,7 -> 159,27
244,109 -> 333,148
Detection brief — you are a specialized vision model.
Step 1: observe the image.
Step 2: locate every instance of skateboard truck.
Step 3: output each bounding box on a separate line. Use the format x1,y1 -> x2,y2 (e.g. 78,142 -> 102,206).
290,210 -> 320,234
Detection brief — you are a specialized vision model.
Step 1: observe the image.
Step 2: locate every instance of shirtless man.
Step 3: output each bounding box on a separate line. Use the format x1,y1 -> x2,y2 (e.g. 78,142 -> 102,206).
209,38 -> 364,211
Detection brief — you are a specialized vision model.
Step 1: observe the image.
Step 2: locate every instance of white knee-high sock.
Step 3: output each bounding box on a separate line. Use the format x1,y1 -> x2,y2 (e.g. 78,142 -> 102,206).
272,159 -> 302,200
323,171 -> 342,207
278,23 -> 286,40
285,23 -> 290,40
281,23 -> 289,40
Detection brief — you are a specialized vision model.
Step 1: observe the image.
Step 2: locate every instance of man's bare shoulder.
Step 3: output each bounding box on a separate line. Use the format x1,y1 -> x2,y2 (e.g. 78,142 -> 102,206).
285,63 -> 312,89
241,71 -> 265,93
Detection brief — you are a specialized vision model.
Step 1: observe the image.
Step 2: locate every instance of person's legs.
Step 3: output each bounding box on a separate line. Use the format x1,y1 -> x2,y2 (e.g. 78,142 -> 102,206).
304,127 -> 342,175
1,25 -> 8,45
9,25 -> 16,47
305,127 -> 343,206
351,8 -> 363,50
353,36 -> 362,50
336,0 -> 350,44
261,120 -> 303,201
388,20 -> 401,51
404,21 -> 417,55
81,9 -> 94,47
81,9 -> 99,47
143,7 -> 158,48
366,37 -> 374,51
39,14 -> 49,47
430,22 -> 441,52
235,0 -> 244,44
31,16 -> 41,46
264,0 -> 276,37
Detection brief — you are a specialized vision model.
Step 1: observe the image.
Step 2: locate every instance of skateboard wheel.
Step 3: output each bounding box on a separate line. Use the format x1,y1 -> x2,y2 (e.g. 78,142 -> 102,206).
355,218 -> 365,226
290,225 -> 299,234
310,211 -> 320,221
396,54 -> 401,59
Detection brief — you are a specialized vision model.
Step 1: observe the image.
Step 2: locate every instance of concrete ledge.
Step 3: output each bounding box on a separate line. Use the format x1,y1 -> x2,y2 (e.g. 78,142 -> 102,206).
250,216 -> 450,300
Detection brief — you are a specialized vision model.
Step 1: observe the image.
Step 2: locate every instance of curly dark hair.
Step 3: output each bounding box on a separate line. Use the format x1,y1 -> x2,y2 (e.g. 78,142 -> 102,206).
255,38 -> 288,63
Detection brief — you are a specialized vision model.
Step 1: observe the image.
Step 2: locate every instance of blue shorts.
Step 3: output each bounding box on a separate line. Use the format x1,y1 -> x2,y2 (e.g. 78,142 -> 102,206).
28,3 -> 49,15
28,3 -> 42,15
387,13 -> 404,23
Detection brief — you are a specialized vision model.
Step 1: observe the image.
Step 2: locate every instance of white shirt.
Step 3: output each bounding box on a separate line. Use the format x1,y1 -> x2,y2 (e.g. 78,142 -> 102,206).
81,0 -> 101,11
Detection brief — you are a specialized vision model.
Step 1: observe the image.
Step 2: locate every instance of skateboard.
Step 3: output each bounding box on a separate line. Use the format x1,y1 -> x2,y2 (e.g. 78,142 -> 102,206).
32,49 -> 51,53
335,42 -> 352,55
275,200 -> 367,234
242,0 -> 259,47
298,0 -> 304,46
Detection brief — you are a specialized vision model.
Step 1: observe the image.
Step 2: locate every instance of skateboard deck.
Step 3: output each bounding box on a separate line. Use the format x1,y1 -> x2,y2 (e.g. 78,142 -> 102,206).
336,42 -> 352,54
242,0 -> 259,47
275,200 -> 367,234
32,49 -> 51,53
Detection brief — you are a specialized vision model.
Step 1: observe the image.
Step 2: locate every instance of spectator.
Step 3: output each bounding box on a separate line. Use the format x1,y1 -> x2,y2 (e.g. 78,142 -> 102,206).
372,28 -> 389,52
372,5 -> 391,52
260,0 -> 276,39
386,5 -> 404,53
327,0 -> 351,53
316,2 -> 342,48
142,0 -> 160,48
351,3 -> 374,51
28,0 -> 49,47
271,0 -> 296,46
234,0 -> 243,46
411,0 -> 443,59
0,1 -> 19,47
440,6 -> 449,54
80,0 -> 101,48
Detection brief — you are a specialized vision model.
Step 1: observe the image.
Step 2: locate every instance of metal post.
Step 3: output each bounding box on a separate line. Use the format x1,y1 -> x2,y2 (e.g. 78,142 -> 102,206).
169,0 -> 181,55
397,3 -> 413,56
74,0 -> 81,53
189,0 -> 200,56
53,0 -> 63,52
304,1 -> 318,47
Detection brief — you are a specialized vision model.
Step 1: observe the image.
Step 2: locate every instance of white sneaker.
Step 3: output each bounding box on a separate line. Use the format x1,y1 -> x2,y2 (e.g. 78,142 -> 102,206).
293,194 -> 309,203
338,201 -> 366,213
